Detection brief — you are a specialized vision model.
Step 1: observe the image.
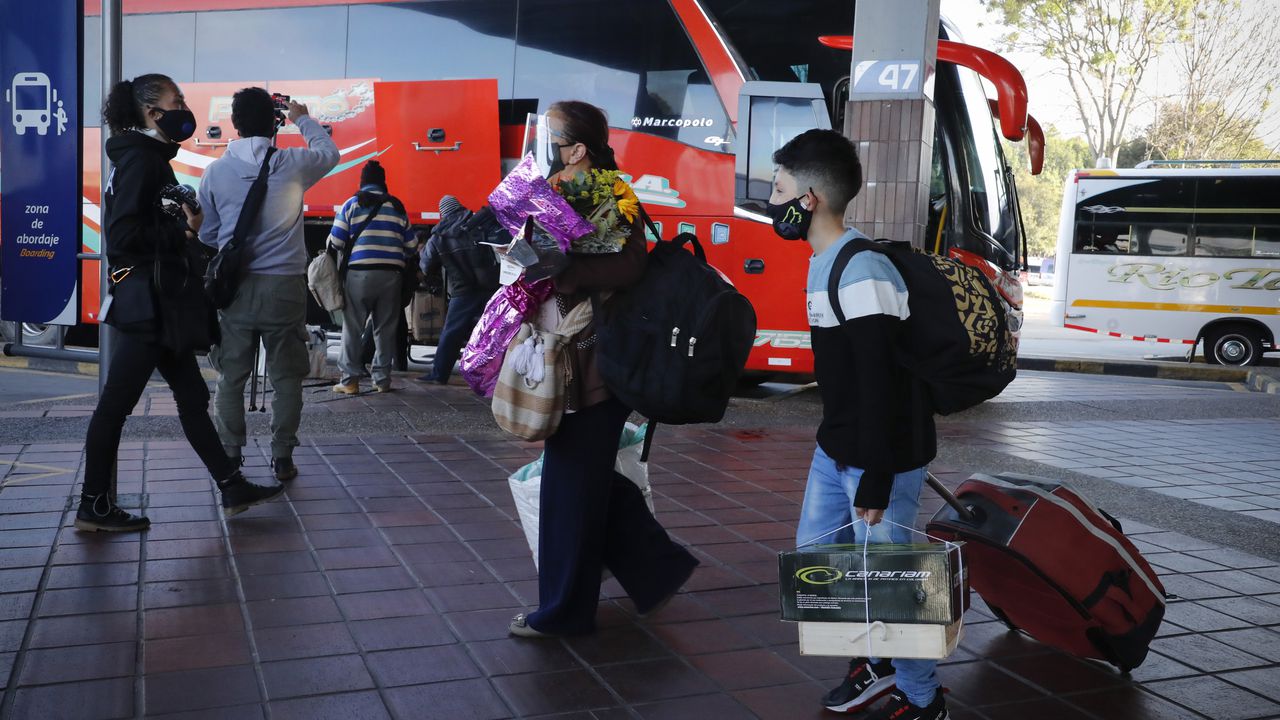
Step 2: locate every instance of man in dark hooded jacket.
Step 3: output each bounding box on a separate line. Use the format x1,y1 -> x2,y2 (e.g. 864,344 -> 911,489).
416,195 -> 502,384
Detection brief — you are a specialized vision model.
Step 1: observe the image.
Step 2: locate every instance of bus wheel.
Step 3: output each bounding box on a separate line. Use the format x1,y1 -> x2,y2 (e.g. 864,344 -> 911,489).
20,323 -> 59,347
1204,325 -> 1263,366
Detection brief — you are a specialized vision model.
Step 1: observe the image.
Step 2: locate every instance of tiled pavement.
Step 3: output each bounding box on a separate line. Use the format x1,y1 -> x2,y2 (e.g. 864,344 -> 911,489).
0,428 -> 1278,719
947,420 -> 1280,523
986,373 -> 1249,404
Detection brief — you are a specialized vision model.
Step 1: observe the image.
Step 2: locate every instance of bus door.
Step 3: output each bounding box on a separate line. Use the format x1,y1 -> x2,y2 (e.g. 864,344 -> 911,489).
733,81 -> 830,374
373,79 -> 502,224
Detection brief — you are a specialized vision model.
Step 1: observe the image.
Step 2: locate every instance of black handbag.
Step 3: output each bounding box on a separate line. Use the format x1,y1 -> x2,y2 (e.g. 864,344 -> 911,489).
400,262 -> 419,308
204,147 -> 277,309
156,235 -> 220,353
101,264 -> 159,337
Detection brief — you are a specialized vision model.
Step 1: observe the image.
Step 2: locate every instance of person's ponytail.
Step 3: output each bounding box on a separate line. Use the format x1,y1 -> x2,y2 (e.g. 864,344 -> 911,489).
590,143 -> 619,171
102,80 -> 142,135
101,73 -> 175,135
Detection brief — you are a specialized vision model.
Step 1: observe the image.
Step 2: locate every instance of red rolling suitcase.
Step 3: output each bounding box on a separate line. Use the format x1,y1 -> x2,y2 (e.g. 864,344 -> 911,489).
925,472 -> 1166,672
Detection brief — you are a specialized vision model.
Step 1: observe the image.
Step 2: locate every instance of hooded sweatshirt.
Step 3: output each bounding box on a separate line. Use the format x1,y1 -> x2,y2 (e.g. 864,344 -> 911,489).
103,131 -> 187,267
197,115 -> 339,275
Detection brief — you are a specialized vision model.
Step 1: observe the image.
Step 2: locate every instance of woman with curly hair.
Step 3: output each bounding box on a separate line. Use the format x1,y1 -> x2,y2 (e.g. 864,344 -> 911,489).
80,74 -> 284,532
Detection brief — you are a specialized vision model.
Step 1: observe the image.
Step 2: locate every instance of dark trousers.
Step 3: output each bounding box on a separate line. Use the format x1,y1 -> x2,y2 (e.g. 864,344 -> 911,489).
527,397 -> 698,635
362,309 -> 410,371
83,332 -> 234,497
430,290 -> 486,382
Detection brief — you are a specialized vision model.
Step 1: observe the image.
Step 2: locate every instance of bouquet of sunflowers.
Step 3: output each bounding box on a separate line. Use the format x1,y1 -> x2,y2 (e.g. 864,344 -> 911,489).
555,169 -> 640,254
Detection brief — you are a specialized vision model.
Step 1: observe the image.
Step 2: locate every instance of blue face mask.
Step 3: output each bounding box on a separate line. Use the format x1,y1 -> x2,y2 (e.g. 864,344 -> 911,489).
767,189 -> 813,241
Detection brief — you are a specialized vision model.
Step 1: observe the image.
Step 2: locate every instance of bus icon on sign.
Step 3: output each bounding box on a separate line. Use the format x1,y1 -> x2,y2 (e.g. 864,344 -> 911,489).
6,72 -> 52,136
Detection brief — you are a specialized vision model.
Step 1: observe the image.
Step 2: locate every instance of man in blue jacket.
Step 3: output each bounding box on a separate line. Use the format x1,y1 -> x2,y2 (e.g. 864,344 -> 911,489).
416,195 -> 501,384
769,129 -> 944,720
199,88 -> 339,483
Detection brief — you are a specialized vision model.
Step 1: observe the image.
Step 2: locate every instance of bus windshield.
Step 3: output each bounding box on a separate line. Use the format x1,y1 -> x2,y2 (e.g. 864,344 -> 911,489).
953,66 -> 1018,261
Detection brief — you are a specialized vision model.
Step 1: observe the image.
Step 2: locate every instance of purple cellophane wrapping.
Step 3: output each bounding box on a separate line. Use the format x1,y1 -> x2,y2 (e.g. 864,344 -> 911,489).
459,278 -> 554,397
488,154 -> 594,251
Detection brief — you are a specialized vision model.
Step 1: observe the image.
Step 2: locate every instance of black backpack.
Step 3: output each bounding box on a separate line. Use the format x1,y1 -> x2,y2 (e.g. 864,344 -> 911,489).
457,206 -> 504,292
595,212 -> 757,430
829,238 -> 1016,415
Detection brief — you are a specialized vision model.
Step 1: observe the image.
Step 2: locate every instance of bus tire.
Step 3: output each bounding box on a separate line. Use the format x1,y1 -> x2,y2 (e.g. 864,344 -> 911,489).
1204,325 -> 1263,366
20,323 -> 59,347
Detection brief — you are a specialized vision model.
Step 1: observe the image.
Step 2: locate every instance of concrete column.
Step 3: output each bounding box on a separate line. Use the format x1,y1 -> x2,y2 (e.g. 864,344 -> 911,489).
842,0 -> 941,248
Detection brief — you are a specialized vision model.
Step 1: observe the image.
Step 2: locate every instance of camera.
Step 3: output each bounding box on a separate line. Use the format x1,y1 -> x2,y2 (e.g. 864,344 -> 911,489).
158,183 -> 200,224
271,92 -> 290,127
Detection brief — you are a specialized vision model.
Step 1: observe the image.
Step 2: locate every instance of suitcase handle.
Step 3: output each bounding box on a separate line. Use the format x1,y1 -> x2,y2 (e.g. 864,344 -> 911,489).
926,472 -> 976,523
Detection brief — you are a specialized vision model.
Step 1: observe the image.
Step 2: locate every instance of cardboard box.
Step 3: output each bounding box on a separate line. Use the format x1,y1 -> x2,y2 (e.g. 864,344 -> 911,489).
779,543 -> 968,659
797,619 -> 964,659
779,543 -> 967,624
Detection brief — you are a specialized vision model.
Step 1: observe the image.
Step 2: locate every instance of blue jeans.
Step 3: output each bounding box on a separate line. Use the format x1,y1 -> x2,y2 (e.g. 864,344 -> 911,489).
795,445 -> 940,708
431,290 -> 487,382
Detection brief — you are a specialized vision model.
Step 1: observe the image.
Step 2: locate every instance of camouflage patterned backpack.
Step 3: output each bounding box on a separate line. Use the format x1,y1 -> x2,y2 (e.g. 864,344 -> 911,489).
829,238 -> 1017,414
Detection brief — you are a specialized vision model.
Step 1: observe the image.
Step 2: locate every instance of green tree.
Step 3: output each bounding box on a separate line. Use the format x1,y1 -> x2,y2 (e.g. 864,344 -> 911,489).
1141,101 -> 1279,162
1004,127 -> 1092,258
983,0 -> 1194,166
1141,0 -> 1280,161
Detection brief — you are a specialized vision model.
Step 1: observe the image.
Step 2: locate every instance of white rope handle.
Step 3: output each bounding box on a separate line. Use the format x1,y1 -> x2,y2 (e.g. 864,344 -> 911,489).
796,516 -> 966,660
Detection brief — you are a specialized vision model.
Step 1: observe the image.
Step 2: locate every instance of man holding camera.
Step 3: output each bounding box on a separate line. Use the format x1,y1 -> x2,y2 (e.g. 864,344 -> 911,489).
198,88 -> 339,482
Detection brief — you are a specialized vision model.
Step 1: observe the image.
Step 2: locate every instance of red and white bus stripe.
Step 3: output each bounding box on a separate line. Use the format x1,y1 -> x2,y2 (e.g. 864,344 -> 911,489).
1064,323 -> 1195,345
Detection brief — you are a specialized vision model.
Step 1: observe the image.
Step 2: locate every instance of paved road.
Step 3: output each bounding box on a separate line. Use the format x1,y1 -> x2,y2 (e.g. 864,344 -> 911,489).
0,367 -> 99,407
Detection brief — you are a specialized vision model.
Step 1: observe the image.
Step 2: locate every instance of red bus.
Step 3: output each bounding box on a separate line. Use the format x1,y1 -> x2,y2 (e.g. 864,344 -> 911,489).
12,0 -> 1041,375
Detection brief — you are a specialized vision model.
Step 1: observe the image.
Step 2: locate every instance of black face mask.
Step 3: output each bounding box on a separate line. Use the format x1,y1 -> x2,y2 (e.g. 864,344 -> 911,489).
153,108 -> 197,143
766,190 -> 814,241
546,142 -> 570,178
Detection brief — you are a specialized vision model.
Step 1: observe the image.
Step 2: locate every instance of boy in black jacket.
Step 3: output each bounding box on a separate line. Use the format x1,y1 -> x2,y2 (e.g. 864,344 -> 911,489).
769,130 -> 944,720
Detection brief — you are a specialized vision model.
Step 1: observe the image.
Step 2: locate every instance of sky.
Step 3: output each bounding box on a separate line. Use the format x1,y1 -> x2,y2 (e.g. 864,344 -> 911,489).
939,0 -> 1280,154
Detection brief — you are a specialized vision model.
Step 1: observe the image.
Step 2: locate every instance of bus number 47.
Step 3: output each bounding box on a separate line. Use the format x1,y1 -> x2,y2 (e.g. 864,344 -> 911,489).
854,61 -> 921,93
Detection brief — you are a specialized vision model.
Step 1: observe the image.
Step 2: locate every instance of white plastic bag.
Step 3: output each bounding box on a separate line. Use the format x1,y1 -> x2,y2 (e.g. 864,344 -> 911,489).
509,422 -> 653,568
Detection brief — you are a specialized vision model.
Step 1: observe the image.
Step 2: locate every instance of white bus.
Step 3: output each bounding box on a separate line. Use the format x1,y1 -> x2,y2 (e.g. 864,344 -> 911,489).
1051,167 -> 1280,365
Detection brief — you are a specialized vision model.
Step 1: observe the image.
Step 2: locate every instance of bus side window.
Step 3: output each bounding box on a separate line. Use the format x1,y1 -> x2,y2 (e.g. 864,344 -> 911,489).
1255,225 -> 1280,258
1195,225 -> 1255,257
926,136 -> 950,254
1075,222 -> 1129,254
513,0 -> 729,152
1131,224 -> 1189,256
738,96 -> 824,213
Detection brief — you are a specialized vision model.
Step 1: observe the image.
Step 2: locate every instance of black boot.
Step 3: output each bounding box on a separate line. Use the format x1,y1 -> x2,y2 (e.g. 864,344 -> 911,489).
270,457 -> 298,482
217,470 -> 285,517
75,493 -> 150,533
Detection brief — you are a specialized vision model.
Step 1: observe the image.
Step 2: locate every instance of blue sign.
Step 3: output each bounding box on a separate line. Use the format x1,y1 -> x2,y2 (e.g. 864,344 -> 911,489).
1,0 -> 82,325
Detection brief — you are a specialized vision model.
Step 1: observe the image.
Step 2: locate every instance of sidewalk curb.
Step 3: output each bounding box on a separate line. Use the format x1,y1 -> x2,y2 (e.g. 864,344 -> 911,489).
1246,370 -> 1280,395
0,353 -> 219,381
1017,355 -> 1250,383
0,354 -> 98,377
